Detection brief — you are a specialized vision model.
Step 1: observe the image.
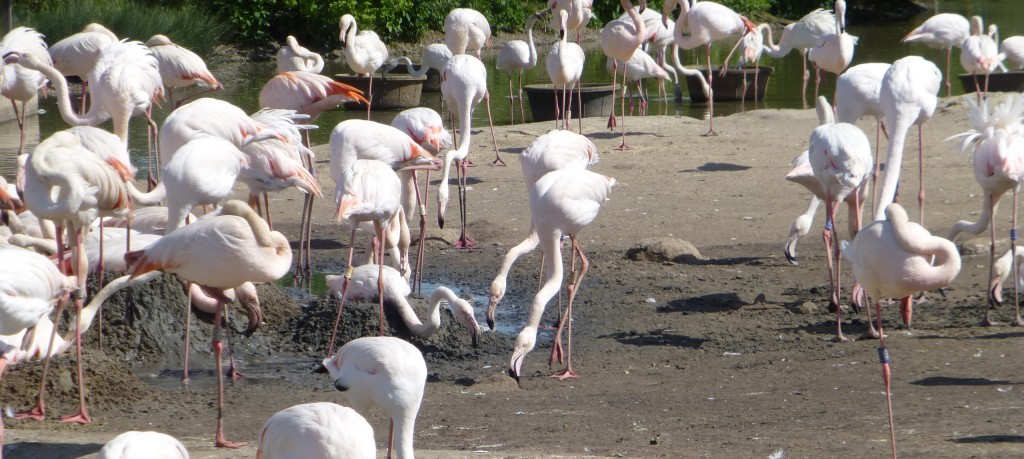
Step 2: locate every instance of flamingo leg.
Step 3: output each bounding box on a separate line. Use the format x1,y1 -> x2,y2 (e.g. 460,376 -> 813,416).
182,282 -> 193,383
703,44 -> 718,137
0,357 -> 7,454
378,221 -> 387,336
985,194 -> 1000,326
552,237 -> 587,380
79,81 -> 89,114
1011,190 -> 1023,326
616,62 -> 631,149
485,92 -> 503,166
508,75 -> 515,123
454,160 -> 476,249
576,78 -> 583,134
415,169 -> 432,294
12,100 -> 24,155
876,297 -> 899,459
15,282 -> 70,421
607,60 -> 619,131
801,50 -> 810,109
549,238 -> 576,367
387,419 -> 395,459
61,227 -> 90,425
212,300 -> 247,448
366,74 -> 374,120
823,200 -> 848,342
518,70 -> 526,123
917,124 -> 926,226
944,47 -> 953,98
263,192 -> 273,231
553,85 -> 560,129
327,227 -> 359,356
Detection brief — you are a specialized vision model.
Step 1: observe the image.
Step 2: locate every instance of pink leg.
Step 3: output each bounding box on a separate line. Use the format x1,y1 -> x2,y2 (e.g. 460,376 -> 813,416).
1011,190 -> 1023,326
327,228 -> 359,355
388,419 -> 395,459
15,289 -> 70,421
553,86 -> 560,129
415,169 -> 431,293
367,75 -> 374,120
984,196 -> 1000,326
704,45 -> 718,136
877,298 -> 899,459
616,64 -> 631,150
944,48 -> 952,98
263,192 -> 273,231
801,52 -> 809,109
454,160 -> 476,249
552,237 -> 587,379
918,124 -> 925,226
822,200 -> 848,342
183,282 -> 193,383
59,293 -> 90,425
378,222 -> 387,336
607,61 -> 619,131
485,91 -> 503,166
212,300 -> 247,448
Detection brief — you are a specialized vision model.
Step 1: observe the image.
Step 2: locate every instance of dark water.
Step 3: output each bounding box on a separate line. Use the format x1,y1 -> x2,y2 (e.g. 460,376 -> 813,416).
0,0 -> 1019,177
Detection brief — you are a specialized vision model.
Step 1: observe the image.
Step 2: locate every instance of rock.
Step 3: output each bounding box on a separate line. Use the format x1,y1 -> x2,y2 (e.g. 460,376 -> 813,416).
796,301 -> 818,315
625,237 -> 707,264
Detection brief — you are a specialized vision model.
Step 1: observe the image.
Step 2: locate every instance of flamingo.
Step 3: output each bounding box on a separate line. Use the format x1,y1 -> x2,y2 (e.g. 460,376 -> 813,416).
946,94 -> 1024,326
437,54 -> 499,250
549,8 -> 587,131
323,336 -> 427,459
638,6 -> 679,113
102,205 -> 195,235
874,56 -> 942,224
47,23 -> 118,111
601,0 -> 646,148
444,8 -> 492,58
510,167 -> 615,381
497,13 -> 543,123
1003,36 -> 1024,70
807,0 -> 857,102
604,48 -> 669,117
841,203 -> 961,459
960,16 -> 1004,101
392,107 -> 452,291
257,403 -> 375,459
327,159 -> 404,353
736,23 -> 767,107
259,70 -> 368,121
385,43 -> 452,79
901,13 -> 970,97
0,27 -> 49,154
662,0 -> 756,136
760,8 -> 835,108
339,14 -> 388,119
97,431 -> 190,459
549,0 -> 593,43
244,108 -> 323,229
487,129 -> 596,332
145,34 -> 222,108
836,62 -> 890,216
126,200 -> 291,448
3,41 -> 163,186
276,35 -> 324,74
18,129 -> 133,424
326,264 -> 481,344
807,96 -> 873,342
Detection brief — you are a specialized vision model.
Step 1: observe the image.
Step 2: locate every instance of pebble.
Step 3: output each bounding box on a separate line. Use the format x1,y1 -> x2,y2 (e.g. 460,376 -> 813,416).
796,301 -> 818,314
645,297 -> 656,304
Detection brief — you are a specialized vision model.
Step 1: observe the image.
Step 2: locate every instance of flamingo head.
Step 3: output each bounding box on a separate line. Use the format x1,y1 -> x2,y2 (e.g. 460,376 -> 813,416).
449,296 -> 482,347
637,0 -> 646,14
835,0 -> 846,34
339,14 -> 357,46
508,326 -> 538,383
235,282 -> 262,337
322,352 -> 349,391
558,9 -> 569,40
486,279 -> 506,331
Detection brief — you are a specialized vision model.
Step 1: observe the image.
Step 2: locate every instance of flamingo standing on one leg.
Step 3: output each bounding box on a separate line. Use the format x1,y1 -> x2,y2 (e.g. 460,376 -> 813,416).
874,56 -> 942,224
276,35 -> 325,74
322,336 -> 427,459
901,13 -> 969,98
510,167 -> 615,381
0,27 -> 50,154
807,96 -> 873,342
807,0 -> 857,103
841,203 -> 961,459
549,9 -> 587,132
445,8 -> 492,58
339,14 -> 388,120
946,94 -> 1024,326
126,200 -> 292,448
497,13 -> 543,124
438,54 -> 499,247
601,0 -> 646,148
326,264 -> 481,344
662,0 -> 756,136
760,8 -> 835,108
146,34 -> 222,108
487,130 -> 596,332
257,403 -> 375,459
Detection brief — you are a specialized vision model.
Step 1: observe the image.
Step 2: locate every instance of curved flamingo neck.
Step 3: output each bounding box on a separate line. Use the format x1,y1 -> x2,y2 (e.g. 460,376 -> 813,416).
392,410 -> 417,459
394,57 -> 430,77
621,0 -> 646,50
28,59 -> 110,132
224,202 -> 281,249
885,204 -> 961,289
527,16 -> 539,66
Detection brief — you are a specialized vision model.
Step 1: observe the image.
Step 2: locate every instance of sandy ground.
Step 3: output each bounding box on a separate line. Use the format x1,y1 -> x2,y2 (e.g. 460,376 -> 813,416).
5,95 -> 1024,458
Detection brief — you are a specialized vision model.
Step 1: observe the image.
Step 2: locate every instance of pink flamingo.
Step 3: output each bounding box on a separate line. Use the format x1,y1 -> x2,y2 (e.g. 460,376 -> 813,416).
488,130 -> 596,332
259,71 -> 368,121
947,94 -> 1024,326
549,8 -> 586,131
322,336 -> 427,459
339,14 -> 388,119
127,200 -> 291,448
601,0 -> 646,148
47,23 -> 117,111
841,203 -> 961,459
444,8 -> 492,58
662,0 -> 756,136
549,0 -> 593,43
760,8 -> 835,108
807,96 -> 872,342
510,167 -> 615,381
901,13 -> 970,97
960,16 -> 1004,102
497,13 -> 543,123
257,403 -> 375,459
145,34 -> 223,108
0,27 -> 49,154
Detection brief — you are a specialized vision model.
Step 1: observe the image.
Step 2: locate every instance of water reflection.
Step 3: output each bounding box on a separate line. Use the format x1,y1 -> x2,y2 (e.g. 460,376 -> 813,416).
0,0 -> 1016,179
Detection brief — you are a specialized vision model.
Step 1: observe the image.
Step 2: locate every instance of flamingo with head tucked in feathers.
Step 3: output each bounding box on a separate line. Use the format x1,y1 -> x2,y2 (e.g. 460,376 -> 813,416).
276,35 -> 324,74
257,403 -> 375,459
146,34 -> 222,108
445,8 -> 492,58
47,23 -> 118,111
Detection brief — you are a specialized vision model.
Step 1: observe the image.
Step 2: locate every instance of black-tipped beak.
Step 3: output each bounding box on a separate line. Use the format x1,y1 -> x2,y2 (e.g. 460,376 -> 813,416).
334,379 -> 349,392
2,51 -> 19,65
438,215 -> 445,229
313,363 -> 328,374
559,30 -> 565,40
487,316 -> 496,332
508,368 -> 520,384
472,332 -> 479,348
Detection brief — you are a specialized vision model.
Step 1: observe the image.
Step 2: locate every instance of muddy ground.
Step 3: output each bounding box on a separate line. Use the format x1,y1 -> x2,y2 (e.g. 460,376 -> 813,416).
4,96 -> 1024,458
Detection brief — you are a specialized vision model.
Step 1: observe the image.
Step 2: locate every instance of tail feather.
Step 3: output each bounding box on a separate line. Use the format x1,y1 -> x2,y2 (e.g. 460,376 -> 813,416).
327,81 -> 369,105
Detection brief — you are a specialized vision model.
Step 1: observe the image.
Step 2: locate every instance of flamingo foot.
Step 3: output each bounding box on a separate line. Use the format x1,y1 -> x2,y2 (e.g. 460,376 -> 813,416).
614,141 -> 631,151
859,329 -> 885,340
14,403 -> 45,421
454,232 -> 476,249
831,333 -> 852,343
60,412 -> 91,425
228,366 -> 245,382
549,368 -> 578,380
548,338 -> 564,366
215,436 -> 248,449
701,129 -> 718,137
607,114 -> 617,130
490,156 -> 507,167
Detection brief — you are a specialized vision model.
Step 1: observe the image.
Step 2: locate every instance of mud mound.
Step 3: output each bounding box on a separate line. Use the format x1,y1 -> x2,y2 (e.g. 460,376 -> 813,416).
284,297 -> 511,381
81,274 -> 302,370
0,348 -> 161,424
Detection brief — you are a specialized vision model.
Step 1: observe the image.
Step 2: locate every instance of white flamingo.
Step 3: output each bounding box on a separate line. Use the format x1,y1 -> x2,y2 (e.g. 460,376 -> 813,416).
444,8 -> 491,58
97,431 -> 190,459
323,336 -> 427,459
901,13 -> 970,97
257,403 -> 375,459
549,9 -> 587,132
497,13 -> 543,123
145,34 -> 222,107
339,14 -> 389,119
0,27 -> 50,154
760,8 -> 835,108
276,35 -> 324,74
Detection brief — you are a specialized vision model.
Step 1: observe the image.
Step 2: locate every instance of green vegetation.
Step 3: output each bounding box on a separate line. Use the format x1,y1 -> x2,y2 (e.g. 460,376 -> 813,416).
11,0 -> 826,60
17,0 -> 228,58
